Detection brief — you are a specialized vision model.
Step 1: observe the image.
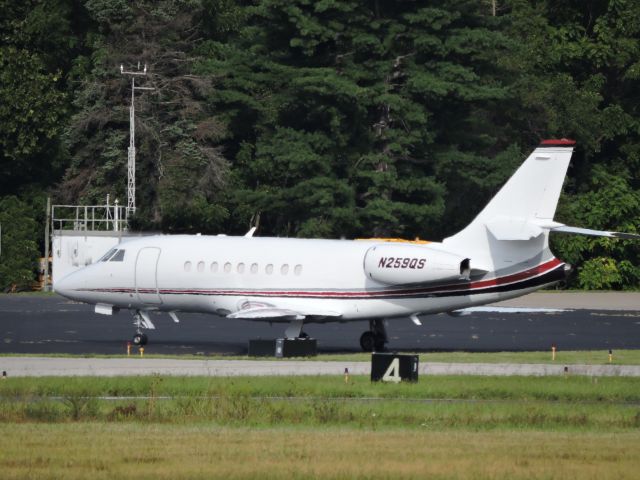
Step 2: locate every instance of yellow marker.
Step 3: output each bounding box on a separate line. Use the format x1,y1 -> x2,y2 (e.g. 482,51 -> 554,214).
552,344 -> 557,361
127,342 -> 131,357
139,347 -> 144,357
608,349 -> 613,364
344,368 -> 350,384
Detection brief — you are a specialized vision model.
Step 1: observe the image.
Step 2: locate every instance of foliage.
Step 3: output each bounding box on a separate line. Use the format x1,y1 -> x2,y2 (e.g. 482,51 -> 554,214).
0,196 -> 40,290
60,0 -> 231,233
0,48 -> 67,193
2,0 -> 640,287
553,165 -> 640,288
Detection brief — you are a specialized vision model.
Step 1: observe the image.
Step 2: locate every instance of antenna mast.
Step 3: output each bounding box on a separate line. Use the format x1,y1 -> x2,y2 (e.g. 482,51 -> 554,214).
119,62 -> 154,219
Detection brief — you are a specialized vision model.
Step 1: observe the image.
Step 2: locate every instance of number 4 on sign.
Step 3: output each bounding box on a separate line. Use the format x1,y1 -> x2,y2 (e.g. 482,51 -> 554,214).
382,358 -> 401,383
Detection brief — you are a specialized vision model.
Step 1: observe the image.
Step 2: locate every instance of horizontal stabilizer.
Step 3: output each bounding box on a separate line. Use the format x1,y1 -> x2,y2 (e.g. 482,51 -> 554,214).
551,225 -> 640,240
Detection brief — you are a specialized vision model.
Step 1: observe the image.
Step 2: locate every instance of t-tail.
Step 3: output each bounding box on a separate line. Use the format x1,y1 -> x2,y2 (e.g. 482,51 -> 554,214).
443,139 -> 575,273
443,138 -> 640,276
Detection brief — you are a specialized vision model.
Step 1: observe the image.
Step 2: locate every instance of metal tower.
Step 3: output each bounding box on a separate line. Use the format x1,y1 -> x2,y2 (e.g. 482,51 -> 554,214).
120,63 -> 154,218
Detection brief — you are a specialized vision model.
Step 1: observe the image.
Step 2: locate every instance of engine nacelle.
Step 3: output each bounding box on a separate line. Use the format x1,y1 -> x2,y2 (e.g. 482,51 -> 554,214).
363,244 -> 470,286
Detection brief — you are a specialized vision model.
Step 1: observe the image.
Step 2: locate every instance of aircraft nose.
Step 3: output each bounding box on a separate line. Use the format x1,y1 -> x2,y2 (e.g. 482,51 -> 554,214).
54,271 -> 83,300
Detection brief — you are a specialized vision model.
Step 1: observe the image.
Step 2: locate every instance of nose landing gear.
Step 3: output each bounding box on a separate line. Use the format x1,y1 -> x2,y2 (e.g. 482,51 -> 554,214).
132,332 -> 148,346
132,310 -> 155,346
360,318 -> 388,352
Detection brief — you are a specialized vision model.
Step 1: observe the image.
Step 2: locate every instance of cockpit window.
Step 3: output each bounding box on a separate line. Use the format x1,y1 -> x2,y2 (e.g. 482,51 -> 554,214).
99,248 -> 117,262
109,249 -> 125,262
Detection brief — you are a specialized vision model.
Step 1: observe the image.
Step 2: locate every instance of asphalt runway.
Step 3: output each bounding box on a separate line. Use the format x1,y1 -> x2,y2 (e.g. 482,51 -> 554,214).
1,294 -> 640,355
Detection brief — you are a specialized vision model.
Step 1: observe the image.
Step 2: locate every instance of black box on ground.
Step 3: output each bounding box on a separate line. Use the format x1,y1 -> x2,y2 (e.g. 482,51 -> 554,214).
371,353 -> 419,382
275,338 -> 317,357
248,339 -> 277,357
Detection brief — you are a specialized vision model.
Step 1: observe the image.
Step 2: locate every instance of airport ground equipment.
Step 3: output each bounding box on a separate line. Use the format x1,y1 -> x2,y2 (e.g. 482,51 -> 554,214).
275,338 -> 317,358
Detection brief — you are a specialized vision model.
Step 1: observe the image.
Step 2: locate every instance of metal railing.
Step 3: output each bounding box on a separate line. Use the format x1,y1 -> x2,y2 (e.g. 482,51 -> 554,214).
51,203 -> 128,232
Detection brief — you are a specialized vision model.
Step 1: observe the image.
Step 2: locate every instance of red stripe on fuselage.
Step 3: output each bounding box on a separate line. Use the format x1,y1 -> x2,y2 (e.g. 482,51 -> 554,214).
83,258 -> 563,299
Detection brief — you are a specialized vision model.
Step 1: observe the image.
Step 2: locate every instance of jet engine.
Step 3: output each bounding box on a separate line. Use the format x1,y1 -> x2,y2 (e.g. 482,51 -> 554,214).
363,244 -> 470,286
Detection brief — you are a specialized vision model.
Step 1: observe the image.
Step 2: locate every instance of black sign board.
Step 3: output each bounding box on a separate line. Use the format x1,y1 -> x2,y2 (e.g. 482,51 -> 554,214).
371,353 -> 419,382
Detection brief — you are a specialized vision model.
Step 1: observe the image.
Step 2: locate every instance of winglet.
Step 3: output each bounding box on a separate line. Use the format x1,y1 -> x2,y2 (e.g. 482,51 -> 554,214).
244,226 -> 257,238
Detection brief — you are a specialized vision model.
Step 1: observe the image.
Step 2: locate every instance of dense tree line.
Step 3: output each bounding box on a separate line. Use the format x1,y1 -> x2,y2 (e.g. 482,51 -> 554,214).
1,0 -> 639,290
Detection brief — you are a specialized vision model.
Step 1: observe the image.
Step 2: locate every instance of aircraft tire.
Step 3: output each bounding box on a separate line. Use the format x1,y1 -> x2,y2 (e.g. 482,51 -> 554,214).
360,331 -> 376,352
132,333 -> 148,346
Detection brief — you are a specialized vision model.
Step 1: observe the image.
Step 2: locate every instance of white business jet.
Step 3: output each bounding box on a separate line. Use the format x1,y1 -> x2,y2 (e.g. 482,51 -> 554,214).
55,139 -> 639,350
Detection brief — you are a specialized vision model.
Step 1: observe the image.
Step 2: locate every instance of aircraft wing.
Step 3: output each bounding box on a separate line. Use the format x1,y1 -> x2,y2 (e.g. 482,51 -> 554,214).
227,304 -> 342,320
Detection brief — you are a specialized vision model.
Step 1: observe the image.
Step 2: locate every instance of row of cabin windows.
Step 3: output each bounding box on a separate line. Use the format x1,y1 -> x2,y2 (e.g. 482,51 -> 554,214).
184,261 -> 303,276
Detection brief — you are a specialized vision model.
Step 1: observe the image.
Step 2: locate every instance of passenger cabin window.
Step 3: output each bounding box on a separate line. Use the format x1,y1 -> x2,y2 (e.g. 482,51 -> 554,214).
184,261 -> 192,272
224,262 -> 232,273
99,248 -> 117,262
211,262 -> 218,273
294,264 -> 303,276
281,264 -> 289,275
237,263 -> 245,274
250,263 -> 258,274
109,250 -> 125,262
265,264 -> 274,275
197,261 -> 205,273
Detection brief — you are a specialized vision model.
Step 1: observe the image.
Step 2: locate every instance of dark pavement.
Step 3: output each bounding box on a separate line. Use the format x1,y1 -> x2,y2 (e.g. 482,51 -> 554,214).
1,295 -> 639,355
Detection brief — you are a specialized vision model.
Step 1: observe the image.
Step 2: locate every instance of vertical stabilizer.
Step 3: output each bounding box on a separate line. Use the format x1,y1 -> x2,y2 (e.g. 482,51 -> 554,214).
443,139 -> 575,265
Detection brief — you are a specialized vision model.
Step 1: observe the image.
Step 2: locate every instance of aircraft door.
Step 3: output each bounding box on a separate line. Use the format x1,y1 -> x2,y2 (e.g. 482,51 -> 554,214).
135,247 -> 162,304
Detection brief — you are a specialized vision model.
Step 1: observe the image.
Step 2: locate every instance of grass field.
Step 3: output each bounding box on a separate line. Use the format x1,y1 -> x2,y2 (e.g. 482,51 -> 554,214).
2,375 -> 640,478
2,374 -> 640,401
1,424 -> 639,479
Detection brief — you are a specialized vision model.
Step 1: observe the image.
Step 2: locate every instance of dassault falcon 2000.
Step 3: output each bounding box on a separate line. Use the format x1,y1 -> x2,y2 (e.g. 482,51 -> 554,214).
55,139 -> 640,351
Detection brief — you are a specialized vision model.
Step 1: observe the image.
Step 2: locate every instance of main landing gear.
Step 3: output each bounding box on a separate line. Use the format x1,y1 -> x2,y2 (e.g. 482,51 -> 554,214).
132,310 -> 155,346
284,319 -> 311,340
360,318 -> 388,352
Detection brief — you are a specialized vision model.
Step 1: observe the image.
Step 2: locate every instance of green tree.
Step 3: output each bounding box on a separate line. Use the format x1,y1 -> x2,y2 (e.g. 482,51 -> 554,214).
503,0 -> 640,287
0,48 -> 67,194
60,0 -> 232,233
203,0 -> 512,239
0,197 -> 39,291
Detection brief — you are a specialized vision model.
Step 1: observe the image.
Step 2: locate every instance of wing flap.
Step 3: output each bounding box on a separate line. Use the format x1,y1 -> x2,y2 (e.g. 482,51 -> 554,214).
449,306 -> 566,316
228,307 -> 304,320
227,302 -> 342,320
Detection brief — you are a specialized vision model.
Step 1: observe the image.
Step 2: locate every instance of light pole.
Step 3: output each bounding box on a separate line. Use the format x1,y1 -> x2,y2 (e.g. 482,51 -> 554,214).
120,63 -> 154,220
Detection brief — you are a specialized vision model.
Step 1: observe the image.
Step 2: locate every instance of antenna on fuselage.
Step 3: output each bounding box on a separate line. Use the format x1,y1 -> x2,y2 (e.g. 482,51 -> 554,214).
119,62 -> 154,219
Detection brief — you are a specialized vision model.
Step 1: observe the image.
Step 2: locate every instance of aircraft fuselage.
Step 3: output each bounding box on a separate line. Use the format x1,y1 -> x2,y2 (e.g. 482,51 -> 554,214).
56,234 -> 566,322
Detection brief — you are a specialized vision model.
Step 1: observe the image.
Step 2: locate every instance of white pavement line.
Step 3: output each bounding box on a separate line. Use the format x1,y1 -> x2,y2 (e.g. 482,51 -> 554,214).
1,357 -> 640,377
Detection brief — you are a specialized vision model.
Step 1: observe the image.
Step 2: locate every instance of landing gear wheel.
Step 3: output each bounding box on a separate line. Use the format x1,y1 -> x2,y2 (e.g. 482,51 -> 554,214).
132,333 -> 148,346
298,332 -> 309,339
360,331 -> 376,352
361,318 -> 389,352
